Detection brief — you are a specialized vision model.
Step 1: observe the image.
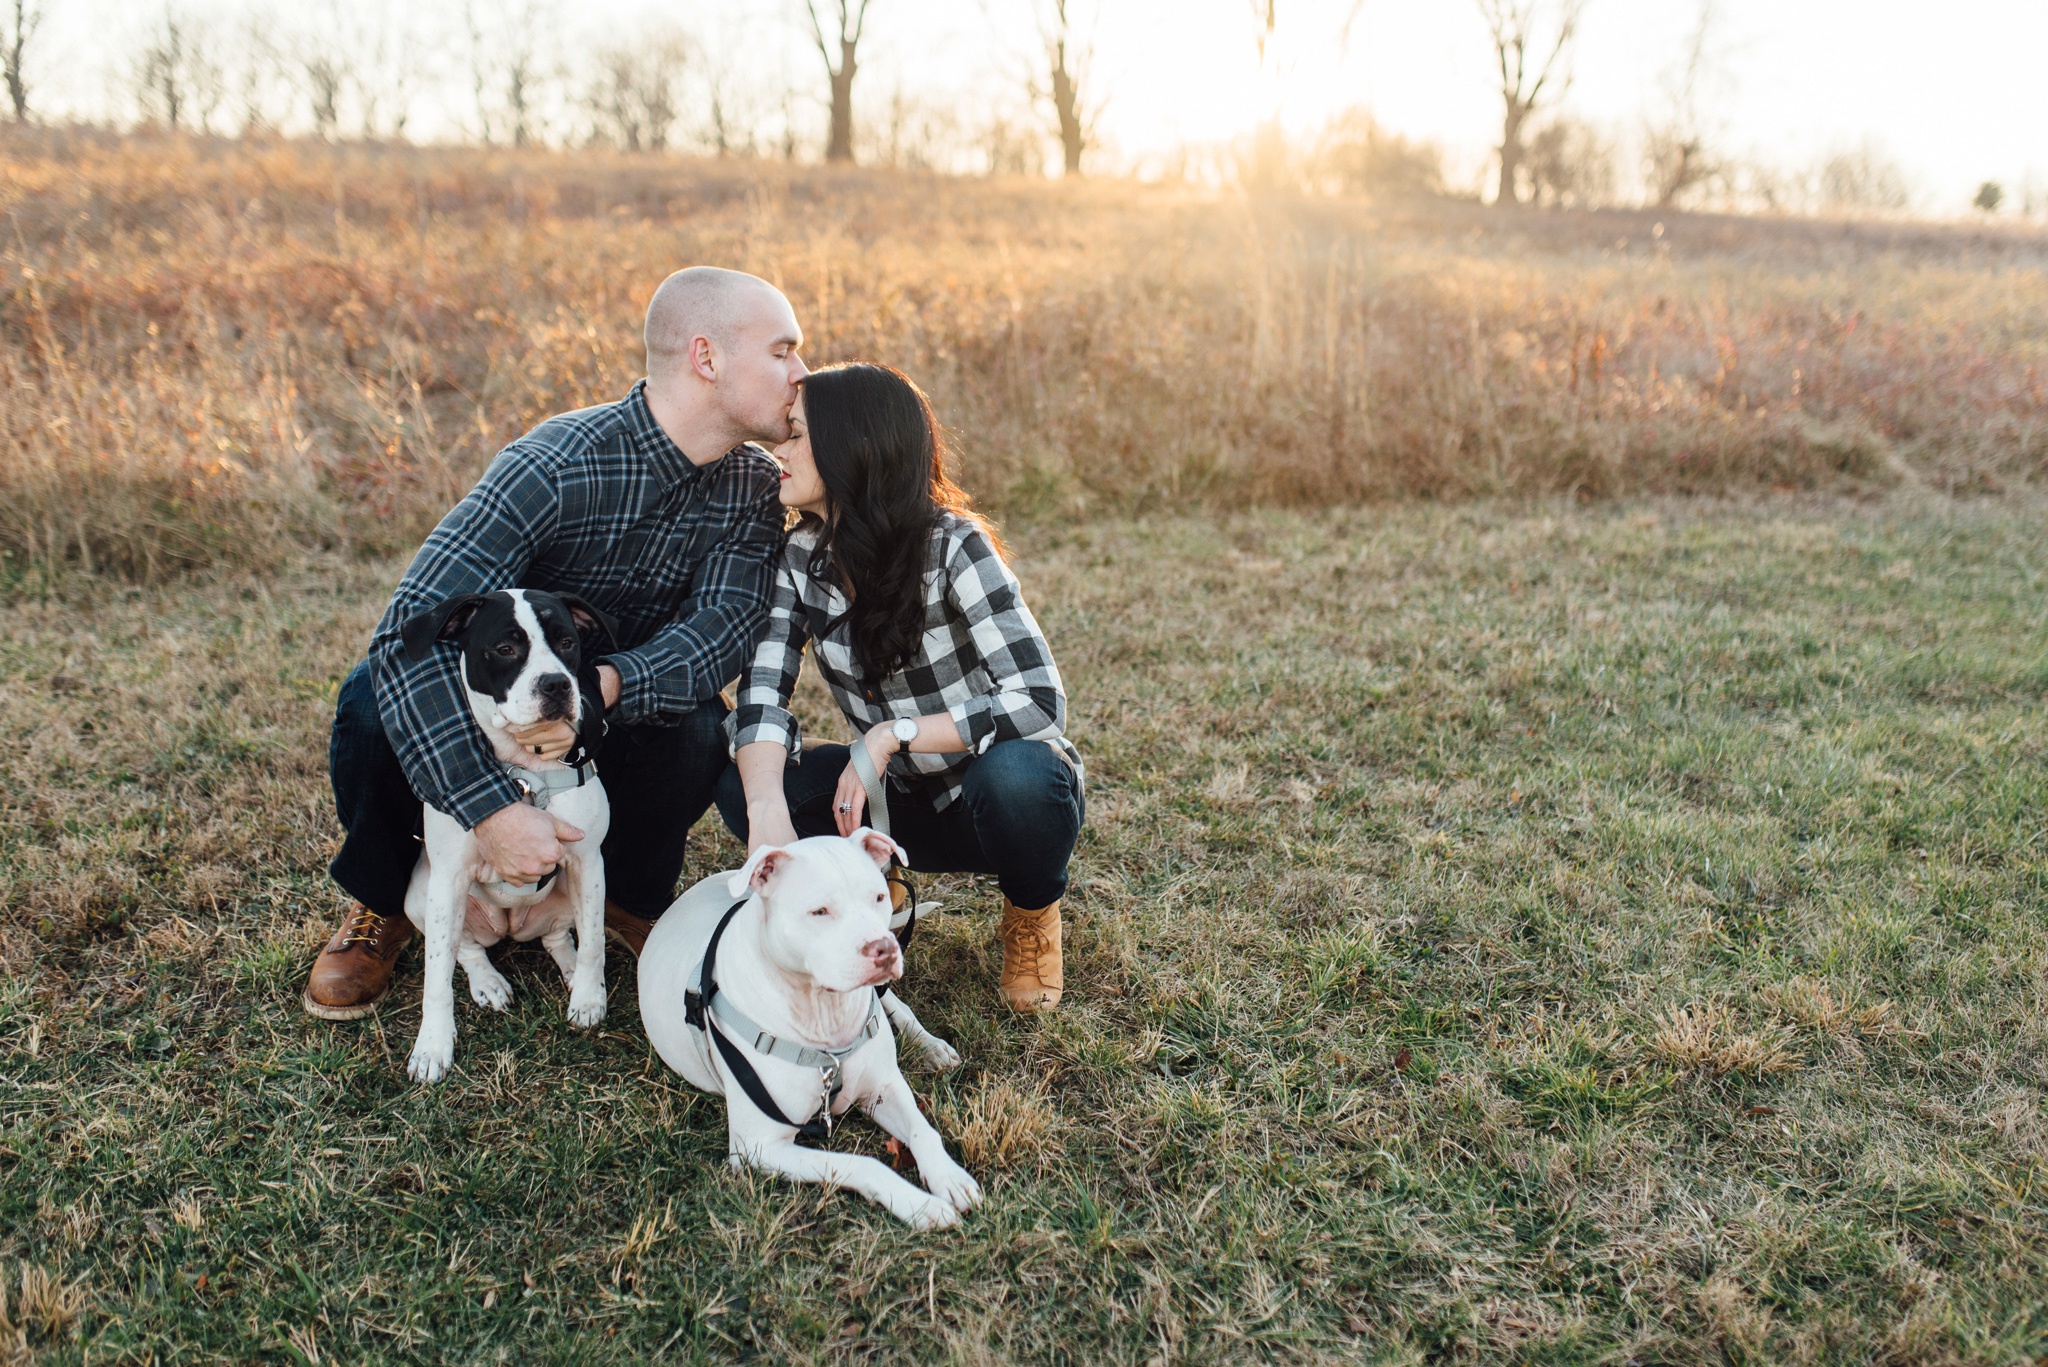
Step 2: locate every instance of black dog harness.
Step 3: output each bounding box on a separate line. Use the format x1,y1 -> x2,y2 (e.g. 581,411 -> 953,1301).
685,897 -> 887,1143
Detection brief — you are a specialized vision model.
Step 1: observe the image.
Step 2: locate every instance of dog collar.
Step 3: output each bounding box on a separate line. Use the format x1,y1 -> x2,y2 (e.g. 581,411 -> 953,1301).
502,754 -> 596,812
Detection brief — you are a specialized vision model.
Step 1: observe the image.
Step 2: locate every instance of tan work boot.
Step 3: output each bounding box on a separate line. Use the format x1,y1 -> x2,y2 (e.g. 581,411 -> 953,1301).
302,904 -> 414,1021
604,900 -> 657,958
997,898 -> 1063,1014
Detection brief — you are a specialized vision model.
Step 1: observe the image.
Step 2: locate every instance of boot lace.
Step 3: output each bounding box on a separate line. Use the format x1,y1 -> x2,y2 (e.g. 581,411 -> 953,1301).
999,917 -> 1052,979
337,906 -> 387,949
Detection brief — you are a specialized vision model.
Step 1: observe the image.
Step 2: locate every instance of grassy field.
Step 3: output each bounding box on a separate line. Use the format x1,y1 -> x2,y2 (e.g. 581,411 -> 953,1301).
5,130 -> 2048,584
4,493 -> 2047,1363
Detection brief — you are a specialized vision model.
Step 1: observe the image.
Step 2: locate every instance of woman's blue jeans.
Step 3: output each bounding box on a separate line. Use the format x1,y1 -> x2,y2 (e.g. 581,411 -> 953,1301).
714,739 -> 1084,910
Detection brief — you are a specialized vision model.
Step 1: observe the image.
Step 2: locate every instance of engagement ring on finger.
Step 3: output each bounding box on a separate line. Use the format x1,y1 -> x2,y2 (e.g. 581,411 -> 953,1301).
838,802 -> 852,812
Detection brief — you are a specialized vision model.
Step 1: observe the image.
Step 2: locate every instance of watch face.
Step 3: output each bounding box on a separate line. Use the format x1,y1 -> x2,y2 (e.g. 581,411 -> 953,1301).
894,718 -> 919,744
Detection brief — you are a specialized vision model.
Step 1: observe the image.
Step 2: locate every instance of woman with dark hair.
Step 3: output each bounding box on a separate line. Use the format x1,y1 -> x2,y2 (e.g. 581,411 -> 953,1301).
714,363 -> 1084,1014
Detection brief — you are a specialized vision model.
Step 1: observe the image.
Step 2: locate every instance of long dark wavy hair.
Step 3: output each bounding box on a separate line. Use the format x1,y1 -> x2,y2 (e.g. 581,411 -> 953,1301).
794,363 -> 1000,685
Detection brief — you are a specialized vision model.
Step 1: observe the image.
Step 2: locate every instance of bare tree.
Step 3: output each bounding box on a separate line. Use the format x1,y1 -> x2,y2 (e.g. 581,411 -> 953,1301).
587,31 -> 686,152
300,50 -> 347,139
1644,0 -> 1726,208
467,0 -> 557,147
136,9 -> 225,133
1475,0 -> 1586,206
225,13 -> 288,136
804,0 -> 873,163
3,0 -> 40,121
1818,140 -> 1912,214
1523,115 -> 1613,207
1033,0 -> 1102,175
1313,108 -> 1444,198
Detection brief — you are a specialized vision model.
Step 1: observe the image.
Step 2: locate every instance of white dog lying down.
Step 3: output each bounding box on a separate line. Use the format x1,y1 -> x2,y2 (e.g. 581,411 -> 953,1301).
639,831 -> 983,1229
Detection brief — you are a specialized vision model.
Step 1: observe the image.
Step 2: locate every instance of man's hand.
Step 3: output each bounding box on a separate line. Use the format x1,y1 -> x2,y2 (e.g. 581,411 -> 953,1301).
473,802 -> 584,882
505,719 -> 576,762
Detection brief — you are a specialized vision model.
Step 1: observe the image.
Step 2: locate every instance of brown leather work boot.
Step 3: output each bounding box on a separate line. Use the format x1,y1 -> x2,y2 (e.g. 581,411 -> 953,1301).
604,900 -> 656,958
302,904 -> 414,1021
997,898 -> 1063,1014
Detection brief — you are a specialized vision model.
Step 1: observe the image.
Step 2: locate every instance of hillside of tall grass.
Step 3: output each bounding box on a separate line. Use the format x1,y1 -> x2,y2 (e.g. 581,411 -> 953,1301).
4,125 -> 2046,582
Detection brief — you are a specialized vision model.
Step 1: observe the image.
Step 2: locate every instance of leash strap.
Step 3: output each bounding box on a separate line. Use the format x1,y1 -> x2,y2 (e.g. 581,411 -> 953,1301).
846,738 -> 892,838
686,896 -> 882,1144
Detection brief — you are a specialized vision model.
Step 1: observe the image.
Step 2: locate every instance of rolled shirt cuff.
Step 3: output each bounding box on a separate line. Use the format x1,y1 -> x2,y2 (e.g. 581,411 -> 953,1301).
442,767 -> 528,832
599,649 -> 691,725
948,696 -> 997,754
726,704 -> 804,758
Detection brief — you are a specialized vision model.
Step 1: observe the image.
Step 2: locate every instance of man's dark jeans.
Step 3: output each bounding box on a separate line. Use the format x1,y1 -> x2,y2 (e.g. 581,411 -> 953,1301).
327,660 -> 729,923
713,740 -> 1084,910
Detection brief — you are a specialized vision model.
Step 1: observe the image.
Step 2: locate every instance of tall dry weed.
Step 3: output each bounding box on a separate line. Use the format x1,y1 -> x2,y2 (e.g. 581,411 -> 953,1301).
4,127 -> 2044,581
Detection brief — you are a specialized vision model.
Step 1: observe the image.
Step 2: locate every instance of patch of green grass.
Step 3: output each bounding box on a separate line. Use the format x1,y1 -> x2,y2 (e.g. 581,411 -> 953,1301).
4,496 -> 2048,1362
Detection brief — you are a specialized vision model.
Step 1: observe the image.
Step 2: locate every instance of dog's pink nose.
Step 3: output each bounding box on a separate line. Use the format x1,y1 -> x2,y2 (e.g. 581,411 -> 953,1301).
861,936 -> 900,969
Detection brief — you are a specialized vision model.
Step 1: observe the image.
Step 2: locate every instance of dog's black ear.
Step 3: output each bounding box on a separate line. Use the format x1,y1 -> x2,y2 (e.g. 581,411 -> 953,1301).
557,594 -> 619,655
400,593 -> 491,662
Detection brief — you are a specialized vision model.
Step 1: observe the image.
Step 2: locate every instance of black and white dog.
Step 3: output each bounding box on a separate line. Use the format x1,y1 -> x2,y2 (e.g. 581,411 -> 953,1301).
397,588 -> 616,1084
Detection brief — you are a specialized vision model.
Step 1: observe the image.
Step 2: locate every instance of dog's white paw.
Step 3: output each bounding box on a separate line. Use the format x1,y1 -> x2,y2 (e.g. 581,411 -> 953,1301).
922,1160 -> 983,1213
915,1035 -> 963,1073
566,985 -> 607,1029
407,1030 -> 455,1085
900,1194 -> 964,1230
467,967 -> 514,1011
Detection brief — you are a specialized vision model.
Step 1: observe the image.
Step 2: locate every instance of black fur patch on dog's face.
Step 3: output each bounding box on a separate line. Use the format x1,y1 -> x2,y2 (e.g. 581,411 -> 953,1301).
465,593 -> 579,713
402,589 -> 616,725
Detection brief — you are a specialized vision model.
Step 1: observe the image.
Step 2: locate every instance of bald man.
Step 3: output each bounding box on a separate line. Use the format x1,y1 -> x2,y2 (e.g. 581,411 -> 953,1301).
306,268 -> 807,1022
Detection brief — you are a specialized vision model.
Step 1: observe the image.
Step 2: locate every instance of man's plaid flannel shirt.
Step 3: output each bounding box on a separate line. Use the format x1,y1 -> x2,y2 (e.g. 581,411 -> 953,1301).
369,380 -> 782,830
726,511 -> 1081,809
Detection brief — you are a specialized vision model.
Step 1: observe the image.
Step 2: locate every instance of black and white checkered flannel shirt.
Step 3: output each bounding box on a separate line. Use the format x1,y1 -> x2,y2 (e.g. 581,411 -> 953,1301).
726,511 -> 1081,809
368,380 -> 783,829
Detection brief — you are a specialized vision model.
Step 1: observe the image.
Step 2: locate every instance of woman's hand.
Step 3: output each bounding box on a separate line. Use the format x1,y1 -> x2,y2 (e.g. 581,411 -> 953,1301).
506,718 -> 577,762
746,802 -> 799,855
834,723 -> 898,836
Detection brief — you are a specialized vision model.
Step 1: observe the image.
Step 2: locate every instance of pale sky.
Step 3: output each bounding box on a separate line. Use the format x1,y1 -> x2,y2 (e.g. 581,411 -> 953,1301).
32,0 -> 2048,212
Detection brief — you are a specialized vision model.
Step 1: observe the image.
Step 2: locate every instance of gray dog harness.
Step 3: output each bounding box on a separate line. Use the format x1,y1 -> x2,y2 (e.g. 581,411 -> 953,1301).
479,754 -> 596,899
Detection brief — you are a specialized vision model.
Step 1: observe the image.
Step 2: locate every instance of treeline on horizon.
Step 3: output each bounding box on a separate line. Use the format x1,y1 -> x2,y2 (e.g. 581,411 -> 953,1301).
1,0 -> 2041,219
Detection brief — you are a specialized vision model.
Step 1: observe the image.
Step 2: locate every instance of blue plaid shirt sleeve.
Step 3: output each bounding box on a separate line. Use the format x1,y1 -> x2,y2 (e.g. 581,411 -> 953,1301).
600,450 -> 783,724
367,444 -> 561,829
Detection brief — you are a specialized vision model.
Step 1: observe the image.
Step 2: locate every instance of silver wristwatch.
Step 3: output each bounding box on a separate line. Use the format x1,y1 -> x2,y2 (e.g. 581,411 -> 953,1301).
890,717 -> 918,752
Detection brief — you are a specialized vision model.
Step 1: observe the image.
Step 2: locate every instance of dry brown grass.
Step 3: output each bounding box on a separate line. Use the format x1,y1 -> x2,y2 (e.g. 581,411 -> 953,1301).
5,125 -> 2045,582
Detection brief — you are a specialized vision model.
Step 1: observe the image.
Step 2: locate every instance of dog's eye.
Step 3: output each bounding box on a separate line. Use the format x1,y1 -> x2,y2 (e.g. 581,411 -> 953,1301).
494,642 -> 518,657
558,637 -> 575,652
809,906 -> 831,918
